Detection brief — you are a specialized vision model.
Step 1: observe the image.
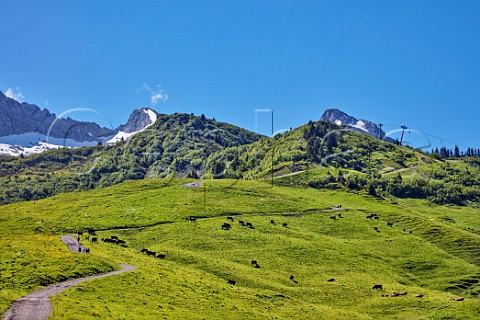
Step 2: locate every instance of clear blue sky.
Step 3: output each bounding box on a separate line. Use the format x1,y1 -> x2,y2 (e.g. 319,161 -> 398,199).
1,1 -> 479,149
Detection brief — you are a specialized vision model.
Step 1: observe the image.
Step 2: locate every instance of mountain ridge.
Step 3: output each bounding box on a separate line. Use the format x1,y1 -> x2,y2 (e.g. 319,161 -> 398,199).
0,90 -> 158,156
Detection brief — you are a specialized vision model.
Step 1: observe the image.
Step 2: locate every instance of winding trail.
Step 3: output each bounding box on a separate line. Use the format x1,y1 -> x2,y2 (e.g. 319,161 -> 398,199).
3,237 -> 136,320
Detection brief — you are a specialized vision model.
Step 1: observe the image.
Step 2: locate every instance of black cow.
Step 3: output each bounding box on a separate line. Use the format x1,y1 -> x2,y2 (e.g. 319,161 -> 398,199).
157,254 -> 166,259
387,222 -> 393,227
222,223 -> 232,230
111,235 -> 119,240
140,248 -> 148,253
289,275 -> 295,281
246,222 -> 254,229
282,223 -> 288,227
327,278 -> 335,282
270,220 -> 275,224
187,216 -> 197,222
239,220 -> 246,226
329,215 -> 336,220
227,279 -> 236,285
146,250 -> 156,257
117,239 -> 126,246
372,284 -> 383,290
227,216 -> 234,222
91,237 -> 98,243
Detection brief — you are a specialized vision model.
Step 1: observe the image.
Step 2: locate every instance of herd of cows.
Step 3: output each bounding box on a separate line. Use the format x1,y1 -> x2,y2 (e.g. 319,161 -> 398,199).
74,209 -> 466,302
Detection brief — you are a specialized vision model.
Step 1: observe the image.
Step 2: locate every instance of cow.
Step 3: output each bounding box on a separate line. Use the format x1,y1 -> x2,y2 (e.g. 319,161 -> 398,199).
91,237 -> 98,243
227,279 -> 236,285
117,239 -> 126,246
289,275 -> 295,281
387,222 -> 393,227
246,222 -> 254,229
403,228 -> 406,232
140,248 -> 148,253
85,248 -> 90,254
415,294 -> 423,298
111,235 -> 119,240
156,254 -> 166,259
381,294 -> 390,297
187,216 -> 197,222
327,278 -> 335,282
222,223 -> 232,230
146,250 -> 156,257
409,230 -> 413,234
227,216 -> 234,222
372,284 -> 383,290
456,297 -> 465,301
239,220 -> 246,226
338,213 -> 343,218
270,220 -> 275,224
251,260 -> 260,268
282,223 -> 288,227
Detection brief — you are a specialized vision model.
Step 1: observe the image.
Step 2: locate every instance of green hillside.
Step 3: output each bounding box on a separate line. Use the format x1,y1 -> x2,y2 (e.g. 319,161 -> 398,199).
1,115 -> 479,207
1,179 -> 479,319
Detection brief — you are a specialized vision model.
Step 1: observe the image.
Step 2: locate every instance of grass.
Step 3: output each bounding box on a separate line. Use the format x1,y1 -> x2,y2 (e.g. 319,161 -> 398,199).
1,178 -> 479,318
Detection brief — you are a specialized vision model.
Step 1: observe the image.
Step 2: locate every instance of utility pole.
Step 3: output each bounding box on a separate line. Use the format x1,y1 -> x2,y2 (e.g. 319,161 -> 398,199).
378,123 -> 383,140
271,110 -> 274,188
400,125 -> 407,146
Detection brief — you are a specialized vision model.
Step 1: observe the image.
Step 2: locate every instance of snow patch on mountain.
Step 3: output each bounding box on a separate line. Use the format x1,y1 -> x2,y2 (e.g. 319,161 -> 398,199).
107,109 -> 157,144
0,142 -> 63,157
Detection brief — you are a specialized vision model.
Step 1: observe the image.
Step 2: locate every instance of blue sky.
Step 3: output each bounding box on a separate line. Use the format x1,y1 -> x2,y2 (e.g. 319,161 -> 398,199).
1,1 -> 479,149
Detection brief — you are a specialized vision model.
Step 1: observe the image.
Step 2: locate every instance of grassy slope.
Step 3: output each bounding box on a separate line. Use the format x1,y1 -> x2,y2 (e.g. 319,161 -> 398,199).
1,179 -> 479,319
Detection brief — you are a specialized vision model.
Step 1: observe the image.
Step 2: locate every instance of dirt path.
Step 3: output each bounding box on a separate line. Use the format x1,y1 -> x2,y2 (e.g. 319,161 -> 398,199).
181,180 -> 205,188
60,235 -> 85,253
3,237 -> 136,320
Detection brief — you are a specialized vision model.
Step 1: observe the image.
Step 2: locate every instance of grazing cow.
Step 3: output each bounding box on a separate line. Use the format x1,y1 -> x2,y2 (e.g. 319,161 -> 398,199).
227,216 -> 234,222
239,220 -> 246,226
85,235 -> 89,240
403,228 -> 406,232
222,223 -> 232,230
251,260 -> 257,265
338,213 -> 343,218
289,275 -> 295,281
381,294 -> 390,297
85,248 -> 90,254
282,223 -> 288,227
456,297 -> 465,301
373,227 -> 379,231
227,279 -> 236,285
329,215 -> 336,220
117,239 -> 126,246
409,230 -> 413,234
78,247 -> 82,253
187,216 -> 197,222
374,216 -> 379,220
156,254 -> 166,259
251,260 -> 260,268
87,228 -> 95,234
372,284 -> 383,290
140,248 -> 148,253
146,250 -> 156,257
91,237 -> 98,243
387,222 -> 393,227
246,222 -> 254,229
327,278 -> 335,282
270,220 -> 275,224
416,294 -> 423,298
111,236 -> 119,240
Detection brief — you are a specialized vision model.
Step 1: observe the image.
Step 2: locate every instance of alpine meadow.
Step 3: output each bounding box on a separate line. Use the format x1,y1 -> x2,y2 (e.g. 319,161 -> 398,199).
1,111 -> 480,319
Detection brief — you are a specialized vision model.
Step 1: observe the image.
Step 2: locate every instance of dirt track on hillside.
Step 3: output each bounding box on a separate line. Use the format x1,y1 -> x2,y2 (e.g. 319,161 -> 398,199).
3,236 -> 136,320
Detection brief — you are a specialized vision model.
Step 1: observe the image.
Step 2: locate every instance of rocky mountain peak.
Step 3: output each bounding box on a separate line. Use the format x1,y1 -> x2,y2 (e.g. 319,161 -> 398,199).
320,108 -> 385,140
